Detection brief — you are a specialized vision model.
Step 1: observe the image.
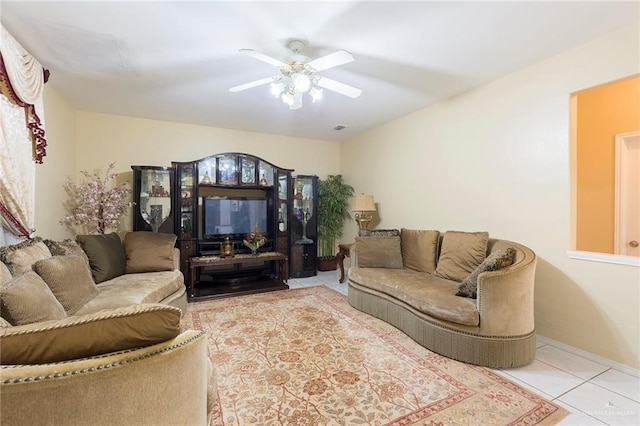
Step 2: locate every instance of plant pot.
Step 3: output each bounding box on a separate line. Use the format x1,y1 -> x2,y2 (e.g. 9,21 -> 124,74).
317,256 -> 337,271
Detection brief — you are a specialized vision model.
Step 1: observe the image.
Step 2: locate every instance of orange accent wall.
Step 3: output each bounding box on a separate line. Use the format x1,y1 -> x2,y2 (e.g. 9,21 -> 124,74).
575,75 -> 640,253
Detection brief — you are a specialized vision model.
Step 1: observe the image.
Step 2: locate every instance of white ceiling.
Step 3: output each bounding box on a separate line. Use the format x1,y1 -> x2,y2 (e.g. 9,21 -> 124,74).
1,1 -> 638,142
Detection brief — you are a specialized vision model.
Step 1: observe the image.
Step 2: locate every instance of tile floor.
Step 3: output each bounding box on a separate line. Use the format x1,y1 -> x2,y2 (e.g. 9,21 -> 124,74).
288,270 -> 640,426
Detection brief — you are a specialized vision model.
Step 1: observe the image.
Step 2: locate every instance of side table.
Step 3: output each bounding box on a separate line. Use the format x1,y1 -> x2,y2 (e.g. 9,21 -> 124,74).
336,243 -> 353,283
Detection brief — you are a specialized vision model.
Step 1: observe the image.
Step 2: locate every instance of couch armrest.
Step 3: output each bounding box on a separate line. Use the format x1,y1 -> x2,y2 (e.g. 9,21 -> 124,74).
1,330 -> 214,426
476,242 -> 537,337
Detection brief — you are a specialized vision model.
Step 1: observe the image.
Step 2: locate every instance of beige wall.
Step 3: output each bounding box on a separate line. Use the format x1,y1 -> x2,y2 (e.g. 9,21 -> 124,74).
36,85 -> 77,240
341,26 -> 640,369
37,105 -> 339,237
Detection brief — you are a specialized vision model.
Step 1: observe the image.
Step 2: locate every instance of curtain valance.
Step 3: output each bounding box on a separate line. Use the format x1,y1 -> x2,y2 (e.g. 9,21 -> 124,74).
0,24 -> 47,164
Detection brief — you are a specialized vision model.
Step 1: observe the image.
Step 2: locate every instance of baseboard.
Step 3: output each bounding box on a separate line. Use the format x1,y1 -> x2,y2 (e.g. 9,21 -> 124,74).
536,334 -> 640,378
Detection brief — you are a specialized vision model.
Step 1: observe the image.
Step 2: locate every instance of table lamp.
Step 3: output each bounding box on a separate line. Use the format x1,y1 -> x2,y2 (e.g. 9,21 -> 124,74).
352,194 -> 376,233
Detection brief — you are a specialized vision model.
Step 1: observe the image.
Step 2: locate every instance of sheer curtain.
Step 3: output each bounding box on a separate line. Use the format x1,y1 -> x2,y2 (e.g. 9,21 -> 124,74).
0,24 -> 47,245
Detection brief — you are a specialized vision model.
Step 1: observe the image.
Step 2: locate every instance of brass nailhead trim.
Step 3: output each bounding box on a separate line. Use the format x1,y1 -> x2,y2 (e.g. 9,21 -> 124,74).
1,331 -> 204,385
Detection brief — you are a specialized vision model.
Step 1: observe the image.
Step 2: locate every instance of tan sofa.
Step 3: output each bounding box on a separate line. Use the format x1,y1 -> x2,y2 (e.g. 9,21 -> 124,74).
347,229 -> 537,368
0,232 -> 213,425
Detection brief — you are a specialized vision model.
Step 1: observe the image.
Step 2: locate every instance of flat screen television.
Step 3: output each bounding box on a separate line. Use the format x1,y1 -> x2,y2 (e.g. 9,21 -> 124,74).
202,197 -> 268,238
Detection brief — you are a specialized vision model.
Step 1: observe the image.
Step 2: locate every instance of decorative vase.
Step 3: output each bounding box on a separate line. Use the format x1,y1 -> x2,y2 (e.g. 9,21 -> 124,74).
243,240 -> 260,255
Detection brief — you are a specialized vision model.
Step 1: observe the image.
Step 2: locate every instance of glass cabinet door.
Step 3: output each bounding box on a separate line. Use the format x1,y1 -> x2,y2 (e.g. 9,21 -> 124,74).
131,166 -> 173,233
178,163 -> 195,238
290,175 -> 318,278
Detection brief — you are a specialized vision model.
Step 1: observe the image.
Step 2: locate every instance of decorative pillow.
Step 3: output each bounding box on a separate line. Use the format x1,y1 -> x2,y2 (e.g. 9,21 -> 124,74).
0,271 -> 67,325
43,238 -> 90,265
358,229 -> 400,238
356,236 -> 403,269
34,255 -> 99,315
456,247 -> 517,299
0,316 -> 13,328
123,231 -> 177,273
401,229 -> 440,274
76,233 -> 126,283
0,304 -> 182,364
0,237 -> 52,276
434,231 -> 489,282
0,262 -> 12,286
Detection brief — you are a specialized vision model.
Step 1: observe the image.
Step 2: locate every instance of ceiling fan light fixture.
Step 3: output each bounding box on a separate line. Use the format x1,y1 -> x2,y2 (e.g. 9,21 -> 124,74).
309,86 -> 323,102
290,92 -> 303,110
270,81 -> 285,97
292,73 -> 311,93
231,39 -> 361,110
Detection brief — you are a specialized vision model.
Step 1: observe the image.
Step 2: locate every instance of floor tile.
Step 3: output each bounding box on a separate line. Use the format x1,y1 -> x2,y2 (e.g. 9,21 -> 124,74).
559,382 -> 640,426
554,399 -> 607,425
500,360 -> 584,398
491,369 -> 556,401
536,345 -> 609,381
591,369 -> 640,403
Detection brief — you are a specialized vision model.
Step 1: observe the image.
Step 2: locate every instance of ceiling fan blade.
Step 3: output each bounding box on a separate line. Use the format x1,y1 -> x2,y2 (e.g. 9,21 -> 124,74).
316,77 -> 362,99
239,49 -> 286,67
308,50 -> 354,72
229,76 -> 276,92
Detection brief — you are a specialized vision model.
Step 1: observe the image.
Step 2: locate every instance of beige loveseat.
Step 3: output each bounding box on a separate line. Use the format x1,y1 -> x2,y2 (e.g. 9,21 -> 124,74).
0,232 -> 214,425
347,229 -> 537,368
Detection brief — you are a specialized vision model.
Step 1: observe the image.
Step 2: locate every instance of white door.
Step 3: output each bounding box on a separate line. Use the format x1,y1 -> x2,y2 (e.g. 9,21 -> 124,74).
615,131 -> 640,256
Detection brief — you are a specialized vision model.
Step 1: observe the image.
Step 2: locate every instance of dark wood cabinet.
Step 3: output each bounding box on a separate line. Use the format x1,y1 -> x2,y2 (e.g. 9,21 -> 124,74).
131,166 -> 175,234
172,153 -> 294,299
290,175 -> 318,278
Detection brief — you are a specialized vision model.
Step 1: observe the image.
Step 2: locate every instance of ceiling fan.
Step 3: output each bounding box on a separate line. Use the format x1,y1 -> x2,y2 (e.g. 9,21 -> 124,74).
229,40 -> 362,110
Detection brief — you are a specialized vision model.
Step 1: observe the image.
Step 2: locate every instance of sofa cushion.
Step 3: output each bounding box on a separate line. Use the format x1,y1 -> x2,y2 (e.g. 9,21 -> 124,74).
0,271 -> 67,325
76,233 -> 126,283
34,255 -> 99,315
434,231 -> 489,282
401,229 -> 440,274
356,236 -> 403,269
349,266 -> 479,327
0,237 -> 52,276
74,270 -> 184,315
0,304 -> 182,364
456,247 -> 517,299
123,231 -> 177,273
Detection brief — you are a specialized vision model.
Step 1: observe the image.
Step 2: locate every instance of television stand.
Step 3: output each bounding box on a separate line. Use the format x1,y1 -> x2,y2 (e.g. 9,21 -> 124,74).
188,252 -> 288,300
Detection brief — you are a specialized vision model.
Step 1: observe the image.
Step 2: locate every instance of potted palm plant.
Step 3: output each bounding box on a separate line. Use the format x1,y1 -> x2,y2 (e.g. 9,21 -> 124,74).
317,174 -> 354,271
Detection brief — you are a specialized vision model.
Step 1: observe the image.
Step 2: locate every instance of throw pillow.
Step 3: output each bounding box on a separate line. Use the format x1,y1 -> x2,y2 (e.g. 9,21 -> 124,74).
0,262 -> 12,285
456,247 -> 517,299
43,238 -> 90,265
0,304 -> 182,364
76,233 -> 126,284
358,229 -> 400,238
434,231 -> 489,282
356,235 -> 403,269
401,229 -> 440,273
0,237 -> 52,276
0,271 -> 67,325
34,255 -> 99,315
0,316 -> 11,328
123,231 -> 177,273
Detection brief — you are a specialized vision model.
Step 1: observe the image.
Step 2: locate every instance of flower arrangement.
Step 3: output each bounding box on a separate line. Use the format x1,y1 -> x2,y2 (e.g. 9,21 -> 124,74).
60,162 -> 132,234
243,226 -> 267,254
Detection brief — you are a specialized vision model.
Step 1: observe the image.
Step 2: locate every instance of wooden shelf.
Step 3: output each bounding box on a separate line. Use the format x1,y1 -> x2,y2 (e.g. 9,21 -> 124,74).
188,278 -> 289,301
187,252 -> 288,300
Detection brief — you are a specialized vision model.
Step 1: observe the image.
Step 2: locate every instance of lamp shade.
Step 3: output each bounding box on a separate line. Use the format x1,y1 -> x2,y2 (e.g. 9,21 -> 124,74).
352,194 -> 376,212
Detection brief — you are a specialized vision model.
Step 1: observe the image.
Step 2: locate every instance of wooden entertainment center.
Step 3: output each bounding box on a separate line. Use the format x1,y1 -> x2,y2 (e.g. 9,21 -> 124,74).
131,153 -> 318,300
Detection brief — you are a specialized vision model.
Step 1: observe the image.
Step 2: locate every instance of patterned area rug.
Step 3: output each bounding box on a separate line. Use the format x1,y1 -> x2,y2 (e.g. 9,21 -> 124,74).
182,286 -> 568,425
